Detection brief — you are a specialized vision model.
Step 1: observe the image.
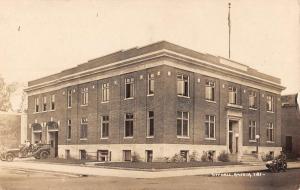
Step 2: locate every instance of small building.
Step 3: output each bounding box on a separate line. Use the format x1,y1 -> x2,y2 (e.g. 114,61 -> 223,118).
0,111 -> 27,149
281,93 -> 300,158
25,41 -> 285,162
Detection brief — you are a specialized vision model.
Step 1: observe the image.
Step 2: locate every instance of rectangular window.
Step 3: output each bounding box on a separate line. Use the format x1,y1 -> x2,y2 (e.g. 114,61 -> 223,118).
43,96 -> 47,111
67,90 -> 72,108
177,74 -> 189,97
67,119 -> 71,139
123,150 -> 131,161
81,87 -> 88,105
35,97 -> 39,112
148,74 -> 155,95
50,94 -> 55,110
205,80 -> 215,101
147,111 -> 154,137
177,111 -> 189,137
125,78 -> 134,99
101,116 -> 109,138
267,122 -> 274,142
180,150 -> 189,162
249,91 -> 257,109
266,95 -> 274,112
205,115 -> 215,139
80,118 -> 88,139
249,120 -> 256,141
102,83 -> 110,102
228,86 -> 237,104
125,113 -> 134,137
79,150 -> 87,160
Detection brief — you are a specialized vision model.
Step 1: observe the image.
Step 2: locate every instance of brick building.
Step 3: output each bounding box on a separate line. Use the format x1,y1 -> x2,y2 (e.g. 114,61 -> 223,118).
281,93 -> 300,158
25,41 -> 285,162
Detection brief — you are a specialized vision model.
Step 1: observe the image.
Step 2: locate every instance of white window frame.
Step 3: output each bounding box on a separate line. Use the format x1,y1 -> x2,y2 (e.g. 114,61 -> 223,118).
177,111 -> 189,138
147,74 -> 155,95
205,80 -> 215,102
228,86 -> 237,104
266,95 -> 274,112
249,91 -> 257,109
80,118 -> 88,139
50,94 -> 55,110
81,87 -> 89,106
249,120 -> 256,141
102,83 -> 110,103
177,74 -> 189,97
124,113 -> 134,138
100,115 -> 109,139
125,78 -> 134,99
42,96 -> 47,112
205,115 -> 216,140
267,122 -> 274,142
34,97 -> 39,113
67,90 -> 72,108
147,111 -> 154,137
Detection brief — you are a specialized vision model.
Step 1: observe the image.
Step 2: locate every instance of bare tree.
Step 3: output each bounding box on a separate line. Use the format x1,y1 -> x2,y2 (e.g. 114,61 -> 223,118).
0,75 -> 17,112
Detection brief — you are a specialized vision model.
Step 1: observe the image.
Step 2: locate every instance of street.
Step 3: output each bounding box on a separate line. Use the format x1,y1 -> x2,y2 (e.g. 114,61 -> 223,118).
0,167 -> 299,190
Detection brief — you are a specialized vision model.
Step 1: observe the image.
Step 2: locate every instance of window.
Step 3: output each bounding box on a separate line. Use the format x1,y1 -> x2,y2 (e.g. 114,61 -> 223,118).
80,118 -> 88,139
146,150 -> 153,162
123,150 -> 131,161
65,150 -> 70,159
97,150 -> 109,162
148,74 -> 155,95
102,83 -> 110,102
205,80 -> 215,101
67,90 -> 72,108
81,87 -> 88,105
50,94 -> 55,110
267,122 -> 274,142
79,150 -> 87,160
205,115 -> 215,139
266,95 -> 274,112
177,74 -> 189,97
101,116 -> 109,138
43,96 -> 47,111
147,111 -> 154,137
125,113 -> 134,137
67,119 -> 71,139
249,91 -> 257,109
177,111 -> 189,137
125,78 -> 134,99
180,150 -> 189,162
34,97 -> 39,112
228,86 -> 237,104
249,120 -> 256,141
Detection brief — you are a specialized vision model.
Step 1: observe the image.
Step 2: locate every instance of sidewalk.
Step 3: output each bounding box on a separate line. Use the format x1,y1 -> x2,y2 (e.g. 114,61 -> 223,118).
0,160 -> 299,178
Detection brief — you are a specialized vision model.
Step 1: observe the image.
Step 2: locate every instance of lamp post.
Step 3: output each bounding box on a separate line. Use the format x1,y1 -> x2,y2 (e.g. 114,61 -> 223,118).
235,133 -> 239,153
255,135 -> 260,154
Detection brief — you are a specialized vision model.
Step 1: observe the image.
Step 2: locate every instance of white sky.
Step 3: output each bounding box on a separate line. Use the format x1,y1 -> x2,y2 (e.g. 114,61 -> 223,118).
1,0 -> 299,96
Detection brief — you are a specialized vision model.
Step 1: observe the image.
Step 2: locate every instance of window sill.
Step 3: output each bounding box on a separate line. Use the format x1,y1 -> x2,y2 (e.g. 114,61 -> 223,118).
101,101 -> 109,104
177,95 -> 190,99
80,104 -> 88,107
249,107 -> 258,111
80,138 -> 88,141
267,111 -> 275,114
124,97 -> 134,100
49,109 -> 55,112
67,139 -> 71,141
267,141 -> 275,143
205,100 -> 216,103
147,94 -> 154,97
100,137 -> 109,140
42,111 -> 47,113
67,107 -> 72,109
205,138 -> 216,141
124,136 -> 133,139
146,136 -> 154,139
249,140 -> 257,143
177,136 -> 190,139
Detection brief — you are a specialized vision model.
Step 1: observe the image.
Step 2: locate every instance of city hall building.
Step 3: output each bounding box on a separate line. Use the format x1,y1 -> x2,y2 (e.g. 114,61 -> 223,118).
25,41 -> 285,162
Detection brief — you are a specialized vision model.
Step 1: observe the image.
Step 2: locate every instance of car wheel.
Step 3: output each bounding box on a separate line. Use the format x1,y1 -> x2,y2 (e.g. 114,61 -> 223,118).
40,151 -> 49,159
6,154 -> 14,162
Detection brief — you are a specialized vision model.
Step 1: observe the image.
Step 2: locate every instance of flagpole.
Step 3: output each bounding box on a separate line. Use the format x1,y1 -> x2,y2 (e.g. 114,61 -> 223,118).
228,2 -> 231,59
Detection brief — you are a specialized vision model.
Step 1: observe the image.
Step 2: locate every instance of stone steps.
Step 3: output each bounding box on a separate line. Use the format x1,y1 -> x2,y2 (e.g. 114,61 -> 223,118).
240,154 -> 263,164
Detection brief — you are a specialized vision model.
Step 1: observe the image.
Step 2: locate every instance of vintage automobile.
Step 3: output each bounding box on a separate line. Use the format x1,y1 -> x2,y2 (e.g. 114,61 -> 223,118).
0,143 -> 51,161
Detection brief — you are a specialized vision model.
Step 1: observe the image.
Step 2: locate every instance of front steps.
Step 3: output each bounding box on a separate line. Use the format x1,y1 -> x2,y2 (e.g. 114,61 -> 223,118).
240,154 -> 263,165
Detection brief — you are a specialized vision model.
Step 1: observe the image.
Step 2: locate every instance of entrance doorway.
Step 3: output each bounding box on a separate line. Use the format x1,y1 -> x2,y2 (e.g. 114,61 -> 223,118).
228,120 -> 239,154
48,131 -> 58,157
146,150 -> 153,162
97,150 -> 109,162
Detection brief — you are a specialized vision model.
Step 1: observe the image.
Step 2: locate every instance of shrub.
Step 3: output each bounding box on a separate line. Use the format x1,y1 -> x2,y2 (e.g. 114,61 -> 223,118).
201,151 -> 208,162
171,153 -> 183,162
218,151 -> 229,162
261,153 -> 273,161
131,152 -> 141,162
189,151 -> 198,162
